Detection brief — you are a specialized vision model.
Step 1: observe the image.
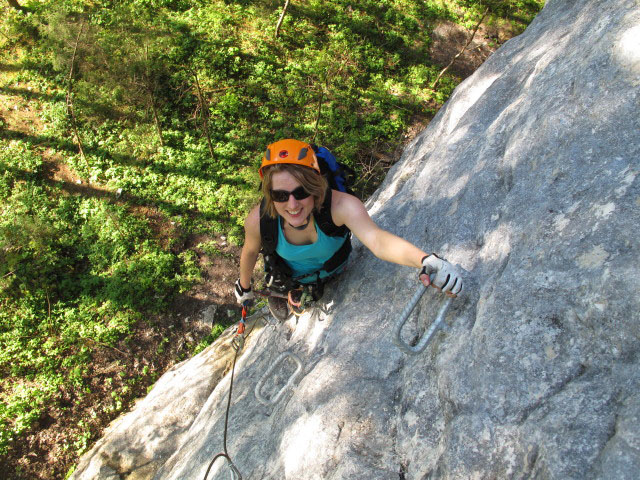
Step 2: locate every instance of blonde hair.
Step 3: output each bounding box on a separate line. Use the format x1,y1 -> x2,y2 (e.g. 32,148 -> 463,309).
261,164 -> 328,219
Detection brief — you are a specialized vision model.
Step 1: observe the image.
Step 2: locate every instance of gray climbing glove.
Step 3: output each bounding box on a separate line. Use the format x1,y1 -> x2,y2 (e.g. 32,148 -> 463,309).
420,254 -> 463,295
234,279 -> 254,305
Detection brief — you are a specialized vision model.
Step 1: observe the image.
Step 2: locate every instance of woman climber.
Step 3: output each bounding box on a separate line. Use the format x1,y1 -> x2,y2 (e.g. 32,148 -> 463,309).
234,138 -> 463,320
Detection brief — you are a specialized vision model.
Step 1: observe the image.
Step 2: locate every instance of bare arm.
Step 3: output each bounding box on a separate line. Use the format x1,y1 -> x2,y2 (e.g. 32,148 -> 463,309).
331,191 -> 427,269
239,205 -> 262,289
333,191 -> 464,293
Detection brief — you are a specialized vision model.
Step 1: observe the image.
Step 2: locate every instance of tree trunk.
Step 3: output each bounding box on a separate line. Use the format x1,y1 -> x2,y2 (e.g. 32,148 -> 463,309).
192,70 -> 215,160
144,44 -> 164,147
7,0 -> 27,12
148,89 -> 164,148
431,7 -> 489,89
66,20 -> 89,169
275,0 -> 291,38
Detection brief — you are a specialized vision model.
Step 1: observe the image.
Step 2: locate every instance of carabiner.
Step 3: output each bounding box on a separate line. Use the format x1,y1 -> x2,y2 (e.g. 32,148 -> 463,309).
231,333 -> 244,352
393,284 -> 454,355
204,453 -> 242,480
231,305 -> 249,351
229,463 -> 241,480
254,351 -> 303,406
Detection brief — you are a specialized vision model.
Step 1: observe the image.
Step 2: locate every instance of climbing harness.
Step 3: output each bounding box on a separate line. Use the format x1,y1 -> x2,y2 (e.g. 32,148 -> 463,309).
254,351 -> 304,406
253,288 -> 288,300
393,283 -> 456,355
251,287 -> 314,318
287,286 -> 313,316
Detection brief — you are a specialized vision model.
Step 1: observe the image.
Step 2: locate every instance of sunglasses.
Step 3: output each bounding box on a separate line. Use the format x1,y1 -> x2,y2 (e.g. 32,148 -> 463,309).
270,186 -> 311,202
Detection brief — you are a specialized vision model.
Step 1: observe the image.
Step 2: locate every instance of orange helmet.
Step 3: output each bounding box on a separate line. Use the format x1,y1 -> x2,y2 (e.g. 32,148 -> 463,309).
259,139 -> 320,178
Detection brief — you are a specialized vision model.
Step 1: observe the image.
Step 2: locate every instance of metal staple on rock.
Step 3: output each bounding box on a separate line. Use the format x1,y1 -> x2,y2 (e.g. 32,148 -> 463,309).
254,351 -> 304,406
393,284 -> 455,355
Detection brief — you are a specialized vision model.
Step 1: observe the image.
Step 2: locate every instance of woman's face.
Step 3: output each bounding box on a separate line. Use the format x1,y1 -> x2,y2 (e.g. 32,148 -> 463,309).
270,170 -> 315,227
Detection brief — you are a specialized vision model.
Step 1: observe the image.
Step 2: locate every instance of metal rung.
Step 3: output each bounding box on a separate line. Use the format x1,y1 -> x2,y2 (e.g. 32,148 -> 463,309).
393,285 -> 454,355
255,351 -> 303,406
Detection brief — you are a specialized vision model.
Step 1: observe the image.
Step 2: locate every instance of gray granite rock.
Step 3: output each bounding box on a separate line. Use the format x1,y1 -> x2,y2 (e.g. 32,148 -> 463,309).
71,0 -> 640,478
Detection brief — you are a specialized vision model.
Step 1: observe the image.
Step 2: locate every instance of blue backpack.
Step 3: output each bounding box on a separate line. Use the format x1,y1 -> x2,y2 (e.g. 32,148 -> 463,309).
312,145 -> 356,196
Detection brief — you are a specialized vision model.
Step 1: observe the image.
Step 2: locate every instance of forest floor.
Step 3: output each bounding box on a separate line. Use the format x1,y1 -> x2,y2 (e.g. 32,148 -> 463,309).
0,16 -> 513,480
1,76 -> 243,478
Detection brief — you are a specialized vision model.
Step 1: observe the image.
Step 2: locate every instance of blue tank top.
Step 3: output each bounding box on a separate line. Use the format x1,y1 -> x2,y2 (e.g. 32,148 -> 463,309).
276,217 -> 348,283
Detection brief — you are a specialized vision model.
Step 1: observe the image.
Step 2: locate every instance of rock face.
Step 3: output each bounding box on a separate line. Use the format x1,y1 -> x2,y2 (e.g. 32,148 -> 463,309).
71,0 -> 640,478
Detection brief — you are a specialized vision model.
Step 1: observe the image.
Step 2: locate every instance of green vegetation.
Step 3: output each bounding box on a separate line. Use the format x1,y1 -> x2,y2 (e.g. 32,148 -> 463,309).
0,0 -> 544,477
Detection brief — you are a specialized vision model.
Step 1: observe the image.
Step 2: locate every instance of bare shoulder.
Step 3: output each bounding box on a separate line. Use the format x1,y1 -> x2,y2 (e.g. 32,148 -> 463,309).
245,204 -> 262,238
330,190 -> 368,227
331,189 -> 363,210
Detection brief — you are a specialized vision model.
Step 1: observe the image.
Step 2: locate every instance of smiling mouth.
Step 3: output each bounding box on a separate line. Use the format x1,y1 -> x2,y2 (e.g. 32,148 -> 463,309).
287,209 -> 302,216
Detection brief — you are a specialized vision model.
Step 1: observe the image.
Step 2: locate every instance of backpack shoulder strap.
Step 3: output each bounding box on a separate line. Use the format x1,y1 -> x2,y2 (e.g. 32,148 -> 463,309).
259,198 -> 279,254
314,188 -> 350,238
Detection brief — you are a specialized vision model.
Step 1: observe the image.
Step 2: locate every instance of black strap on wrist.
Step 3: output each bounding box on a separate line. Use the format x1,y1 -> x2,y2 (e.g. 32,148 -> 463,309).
419,253 -> 439,277
236,279 -> 251,293
420,253 -> 439,264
